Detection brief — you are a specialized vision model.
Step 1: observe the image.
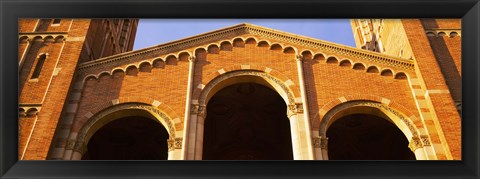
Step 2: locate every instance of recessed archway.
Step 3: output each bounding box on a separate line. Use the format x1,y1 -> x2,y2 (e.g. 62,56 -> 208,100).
326,113 -> 415,160
72,103 -> 178,160
81,116 -> 169,160
319,101 -> 421,160
202,83 -> 293,160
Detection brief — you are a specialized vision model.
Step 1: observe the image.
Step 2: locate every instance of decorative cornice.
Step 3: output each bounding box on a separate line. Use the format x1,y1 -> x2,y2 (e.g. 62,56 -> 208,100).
77,23 -> 415,76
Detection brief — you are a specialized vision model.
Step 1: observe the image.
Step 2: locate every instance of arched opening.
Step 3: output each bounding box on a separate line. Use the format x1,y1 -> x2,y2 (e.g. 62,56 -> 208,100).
202,83 -> 293,160
326,113 -> 415,160
81,116 -> 169,160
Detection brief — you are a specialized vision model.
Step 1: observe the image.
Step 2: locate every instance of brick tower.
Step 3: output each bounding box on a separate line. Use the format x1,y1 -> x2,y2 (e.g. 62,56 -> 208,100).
18,19 -> 138,160
351,19 -> 462,159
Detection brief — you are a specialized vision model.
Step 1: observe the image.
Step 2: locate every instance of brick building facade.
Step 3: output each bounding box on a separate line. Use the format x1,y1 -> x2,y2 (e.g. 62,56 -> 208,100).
18,19 -> 461,160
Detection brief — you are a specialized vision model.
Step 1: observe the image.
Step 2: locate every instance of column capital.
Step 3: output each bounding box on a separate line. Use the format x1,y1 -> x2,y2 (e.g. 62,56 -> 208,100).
72,140 -> 87,155
295,55 -> 303,62
408,136 -> 424,151
188,56 -> 196,63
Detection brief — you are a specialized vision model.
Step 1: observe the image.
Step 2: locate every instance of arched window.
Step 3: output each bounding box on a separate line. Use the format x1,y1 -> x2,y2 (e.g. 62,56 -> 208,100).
31,54 -> 46,79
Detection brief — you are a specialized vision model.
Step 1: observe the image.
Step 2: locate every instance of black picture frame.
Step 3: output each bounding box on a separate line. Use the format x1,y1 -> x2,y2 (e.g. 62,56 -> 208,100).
1,0 -> 479,178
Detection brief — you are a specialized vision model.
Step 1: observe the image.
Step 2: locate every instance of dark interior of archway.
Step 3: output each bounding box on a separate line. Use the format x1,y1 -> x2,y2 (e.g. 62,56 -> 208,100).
81,116 -> 169,160
327,114 -> 416,160
203,83 -> 293,160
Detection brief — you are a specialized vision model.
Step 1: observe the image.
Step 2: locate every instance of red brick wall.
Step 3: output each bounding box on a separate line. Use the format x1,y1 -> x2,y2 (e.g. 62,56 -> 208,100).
304,56 -> 418,130
72,59 -> 190,133
423,19 -> 462,103
402,19 -> 461,159
19,19 -> 37,32
19,40 -> 63,104
19,19 -> 92,160
193,36 -> 301,99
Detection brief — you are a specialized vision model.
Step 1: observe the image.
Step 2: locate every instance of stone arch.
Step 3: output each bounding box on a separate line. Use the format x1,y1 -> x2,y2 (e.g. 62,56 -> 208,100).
395,72 -> 408,79
220,41 -> 233,51
245,37 -> 257,44
232,38 -> 245,48
352,63 -> 366,70
111,67 -> 125,75
44,36 -> 55,43
318,100 -> 420,138
300,50 -> 314,60
97,71 -> 111,80
198,70 -> 296,107
326,56 -> 338,64
19,36 -> 29,43
139,61 -> 152,72
257,40 -> 271,47
449,31 -> 459,37
366,66 -> 379,73
125,65 -> 138,76
176,51 -> 192,61
190,70 -> 303,160
54,35 -> 65,42
152,58 -> 165,68
207,44 -> 220,54
339,59 -> 352,67
73,102 -> 180,160
315,97 -> 428,160
270,43 -> 283,51
165,55 -> 178,65
380,68 -> 394,77
26,108 -> 39,116
283,46 -> 297,54
313,53 -> 326,61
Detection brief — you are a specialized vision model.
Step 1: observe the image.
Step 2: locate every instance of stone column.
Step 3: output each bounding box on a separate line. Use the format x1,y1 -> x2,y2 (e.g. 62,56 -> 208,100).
194,106 -> 206,160
287,104 -> 313,160
294,55 -> 314,159
311,134 -> 327,160
181,56 -> 196,160
70,140 -> 87,160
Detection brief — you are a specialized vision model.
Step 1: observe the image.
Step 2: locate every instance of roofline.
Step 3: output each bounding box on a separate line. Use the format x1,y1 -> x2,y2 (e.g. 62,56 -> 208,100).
78,23 -> 414,70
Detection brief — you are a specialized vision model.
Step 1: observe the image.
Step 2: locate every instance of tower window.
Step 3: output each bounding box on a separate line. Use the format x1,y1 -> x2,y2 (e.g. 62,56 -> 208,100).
52,19 -> 61,25
31,54 -> 46,79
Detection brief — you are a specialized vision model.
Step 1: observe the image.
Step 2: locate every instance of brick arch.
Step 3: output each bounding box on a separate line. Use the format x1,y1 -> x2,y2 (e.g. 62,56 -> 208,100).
196,70 -> 298,110
315,95 -> 422,140
195,65 -> 301,101
78,96 -> 182,132
73,102 -> 180,158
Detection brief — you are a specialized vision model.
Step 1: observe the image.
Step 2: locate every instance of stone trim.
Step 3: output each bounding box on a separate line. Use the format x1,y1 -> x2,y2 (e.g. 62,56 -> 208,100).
76,24 -> 415,79
76,103 -> 176,151
198,70 -> 296,107
319,101 -> 419,138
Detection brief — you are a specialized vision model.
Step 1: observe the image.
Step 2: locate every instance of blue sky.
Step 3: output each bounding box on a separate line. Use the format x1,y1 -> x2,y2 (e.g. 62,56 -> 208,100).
133,19 -> 355,50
